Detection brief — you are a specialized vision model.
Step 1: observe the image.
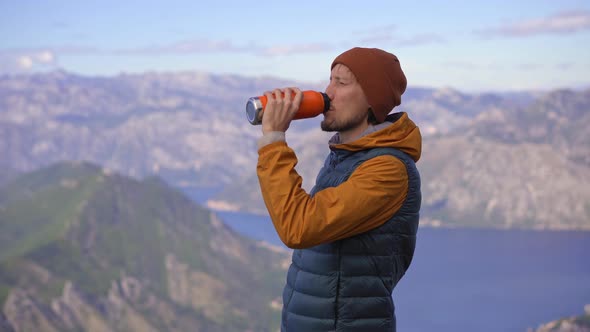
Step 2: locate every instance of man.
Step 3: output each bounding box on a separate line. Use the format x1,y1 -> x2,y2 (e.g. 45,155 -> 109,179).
256,47 -> 422,332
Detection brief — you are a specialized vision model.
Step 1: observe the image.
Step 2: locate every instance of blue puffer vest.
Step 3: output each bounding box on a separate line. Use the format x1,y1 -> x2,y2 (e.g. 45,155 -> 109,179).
281,147 -> 421,332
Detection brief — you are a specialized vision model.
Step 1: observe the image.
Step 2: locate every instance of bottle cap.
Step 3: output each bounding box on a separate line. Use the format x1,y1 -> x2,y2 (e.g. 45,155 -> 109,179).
246,97 -> 264,125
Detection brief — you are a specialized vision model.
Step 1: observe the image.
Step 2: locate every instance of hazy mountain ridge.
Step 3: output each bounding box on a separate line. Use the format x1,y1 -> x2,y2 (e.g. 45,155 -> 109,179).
415,88 -> 590,230
467,88 -> 590,166
2,71 -> 588,230
1,71 -> 588,331
0,70 -> 528,187
419,135 -> 590,230
0,70 -> 312,187
401,86 -> 537,135
213,89 -> 590,230
0,161 -> 288,331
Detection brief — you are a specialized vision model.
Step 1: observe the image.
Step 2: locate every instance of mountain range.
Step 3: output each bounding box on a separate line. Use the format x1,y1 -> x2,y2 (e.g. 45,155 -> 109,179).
1,71 -> 589,331
417,88 -> 590,230
0,161 -> 288,331
1,70 -> 589,230
212,89 -> 590,230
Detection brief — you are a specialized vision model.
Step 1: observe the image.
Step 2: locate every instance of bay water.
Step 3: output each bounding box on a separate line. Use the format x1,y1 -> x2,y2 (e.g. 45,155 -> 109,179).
185,189 -> 590,332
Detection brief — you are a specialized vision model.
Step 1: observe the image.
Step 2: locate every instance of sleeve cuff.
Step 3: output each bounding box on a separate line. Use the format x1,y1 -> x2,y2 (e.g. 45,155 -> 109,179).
257,131 -> 286,149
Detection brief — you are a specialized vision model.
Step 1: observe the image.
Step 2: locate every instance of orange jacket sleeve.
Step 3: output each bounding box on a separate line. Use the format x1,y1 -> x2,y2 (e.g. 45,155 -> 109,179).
257,141 -> 408,249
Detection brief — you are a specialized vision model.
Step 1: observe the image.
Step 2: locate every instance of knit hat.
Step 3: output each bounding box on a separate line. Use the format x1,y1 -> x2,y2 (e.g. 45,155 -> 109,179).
331,47 -> 407,123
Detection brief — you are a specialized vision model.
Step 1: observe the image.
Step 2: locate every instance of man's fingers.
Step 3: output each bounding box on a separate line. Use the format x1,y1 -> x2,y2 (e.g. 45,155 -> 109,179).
292,88 -> 303,113
273,89 -> 283,103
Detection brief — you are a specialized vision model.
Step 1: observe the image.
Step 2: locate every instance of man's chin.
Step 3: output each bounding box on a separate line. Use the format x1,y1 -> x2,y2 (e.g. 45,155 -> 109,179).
320,120 -> 337,132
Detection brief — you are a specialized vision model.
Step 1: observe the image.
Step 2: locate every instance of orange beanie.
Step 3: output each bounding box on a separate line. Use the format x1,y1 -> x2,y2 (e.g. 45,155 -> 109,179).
331,47 -> 407,123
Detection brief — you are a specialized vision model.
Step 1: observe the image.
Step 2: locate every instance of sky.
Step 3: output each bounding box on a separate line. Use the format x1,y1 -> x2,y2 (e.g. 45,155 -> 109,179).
1,0 -> 589,92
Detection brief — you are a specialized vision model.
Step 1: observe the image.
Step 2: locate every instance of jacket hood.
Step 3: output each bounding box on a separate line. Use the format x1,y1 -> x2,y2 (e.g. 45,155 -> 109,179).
329,112 -> 422,162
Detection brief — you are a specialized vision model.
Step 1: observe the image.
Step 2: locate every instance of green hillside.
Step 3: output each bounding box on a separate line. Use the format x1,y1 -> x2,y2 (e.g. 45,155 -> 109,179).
0,161 -> 288,331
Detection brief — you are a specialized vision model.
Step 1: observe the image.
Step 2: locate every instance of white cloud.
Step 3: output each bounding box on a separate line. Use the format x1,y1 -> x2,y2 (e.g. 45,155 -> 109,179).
518,63 -> 542,71
396,33 -> 446,46
355,24 -> 397,43
0,50 -> 58,74
36,51 -> 55,63
113,39 -> 336,57
0,29 -> 440,65
354,24 -> 445,46
260,43 -> 334,56
442,61 -> 504,70
479,9 -> 590,37
117,39 -> 245,55
354,24 -> 398,36
555,62 -> 574,70
17,56 -> 34,69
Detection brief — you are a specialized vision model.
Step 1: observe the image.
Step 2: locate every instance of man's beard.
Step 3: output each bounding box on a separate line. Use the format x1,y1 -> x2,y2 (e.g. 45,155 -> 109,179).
321,110 -> 368,132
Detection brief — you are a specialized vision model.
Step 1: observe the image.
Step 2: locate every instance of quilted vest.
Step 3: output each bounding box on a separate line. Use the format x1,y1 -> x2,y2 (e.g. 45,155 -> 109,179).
281,147 -> 421,332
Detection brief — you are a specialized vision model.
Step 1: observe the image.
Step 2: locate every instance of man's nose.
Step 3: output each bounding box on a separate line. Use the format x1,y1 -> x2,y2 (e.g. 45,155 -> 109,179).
325,84 -> 334,101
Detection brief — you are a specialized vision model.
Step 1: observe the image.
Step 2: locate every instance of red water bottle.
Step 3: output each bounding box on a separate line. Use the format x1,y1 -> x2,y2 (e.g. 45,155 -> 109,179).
246,90 -> 330,125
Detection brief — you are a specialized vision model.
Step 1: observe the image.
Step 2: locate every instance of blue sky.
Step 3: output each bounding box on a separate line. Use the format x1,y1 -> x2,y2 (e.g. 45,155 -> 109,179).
1,0 -> 589,92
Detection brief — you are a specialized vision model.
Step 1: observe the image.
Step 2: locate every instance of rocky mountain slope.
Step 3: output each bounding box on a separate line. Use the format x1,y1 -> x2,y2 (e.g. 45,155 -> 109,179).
214,89 -> 590,230
467,89 -> 590,166
418,89 -> 590,229
3,71 -> 588,230
0,70 -> 526,187
0,70 -> 276,187
0,161 -> 289,331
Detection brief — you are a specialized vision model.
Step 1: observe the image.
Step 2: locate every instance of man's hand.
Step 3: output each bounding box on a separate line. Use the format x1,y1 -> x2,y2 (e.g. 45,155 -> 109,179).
261,87 -> 303,135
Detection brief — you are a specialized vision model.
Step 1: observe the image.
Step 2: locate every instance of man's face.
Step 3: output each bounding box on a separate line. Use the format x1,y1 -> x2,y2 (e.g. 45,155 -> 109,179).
322,64 -> 371,134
